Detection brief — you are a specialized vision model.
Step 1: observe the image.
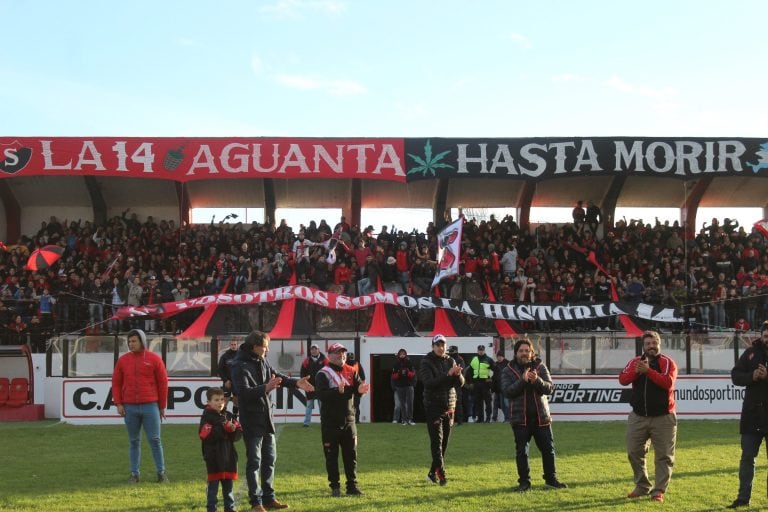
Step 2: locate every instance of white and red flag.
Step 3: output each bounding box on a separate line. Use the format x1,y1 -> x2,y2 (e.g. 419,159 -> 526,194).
431,219 -> 463,289
753,219 -> 768,239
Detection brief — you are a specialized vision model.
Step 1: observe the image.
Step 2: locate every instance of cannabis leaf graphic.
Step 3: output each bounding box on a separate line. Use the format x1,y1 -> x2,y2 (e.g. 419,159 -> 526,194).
407,140 -> 454,176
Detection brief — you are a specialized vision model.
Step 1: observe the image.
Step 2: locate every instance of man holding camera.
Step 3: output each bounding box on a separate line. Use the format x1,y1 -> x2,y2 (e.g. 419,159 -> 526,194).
618,330 -> 678,503
727,321 -> 768,509
501,338 -> 567,492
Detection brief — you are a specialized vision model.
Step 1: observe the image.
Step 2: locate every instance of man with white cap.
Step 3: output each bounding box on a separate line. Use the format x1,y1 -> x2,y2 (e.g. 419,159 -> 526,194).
315,342 -> 369,497
111,328 -> 169,483
418,334 -> 464,486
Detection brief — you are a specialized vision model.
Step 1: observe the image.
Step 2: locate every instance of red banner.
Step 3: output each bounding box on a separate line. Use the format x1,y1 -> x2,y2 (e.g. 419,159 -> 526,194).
0,137 -> 406,182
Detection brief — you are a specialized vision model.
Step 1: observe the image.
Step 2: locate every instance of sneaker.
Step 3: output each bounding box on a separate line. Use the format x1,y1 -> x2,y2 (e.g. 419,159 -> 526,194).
250,506 -> 267,512
392,420 -> 398,424
346,487 -> 363,496
727,499 -> 750,508
627,489 -> 649,499
427,471 -> 438,484
545,479 -> 567,489
514,481 -> 531,492
302,424 -> 309,428
436,469 -> 447,486
407,420 -> 416,425
128,473 -> 139,484
157,471 -> 169,483
331,487 -> 341,497
651,493 -> 664,503
263,500 -> 289,510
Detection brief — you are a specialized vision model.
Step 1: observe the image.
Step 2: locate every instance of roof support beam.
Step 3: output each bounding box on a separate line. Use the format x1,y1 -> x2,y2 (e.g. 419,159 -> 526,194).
432,179 -> 449,230
84,176 -> 107,226
175,182 -> 190,226
516,181 -> 535,233
348,179 -> 361,231
263,179 -> 276,225
601,175 -> 627,230
0,180 -> 20,242
681,177 -> 713,240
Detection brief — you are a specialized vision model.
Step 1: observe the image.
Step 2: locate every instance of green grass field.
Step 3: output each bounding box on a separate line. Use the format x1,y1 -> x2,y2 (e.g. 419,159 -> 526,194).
0,419 -> 758,511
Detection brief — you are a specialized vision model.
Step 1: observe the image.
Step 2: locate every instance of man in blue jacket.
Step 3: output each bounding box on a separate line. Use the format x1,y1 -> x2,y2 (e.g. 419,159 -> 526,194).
230,331 -> 314,512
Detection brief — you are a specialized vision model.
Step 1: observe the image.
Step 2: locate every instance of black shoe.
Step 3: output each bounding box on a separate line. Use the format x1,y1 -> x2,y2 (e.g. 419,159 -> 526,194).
157,471 -> 169,483
128,473 -> 139,484
514,481 -> 531,492
427,471 -> 438,484
346,487 -> 363,496
545,479 -> 567,489
331,487 -> 341,497
726,500 -> 749,509
436,469 -> 447,486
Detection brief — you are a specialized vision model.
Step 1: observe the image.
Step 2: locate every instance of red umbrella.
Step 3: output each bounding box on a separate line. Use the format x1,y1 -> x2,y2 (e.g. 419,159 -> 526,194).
26,245 -> 65,271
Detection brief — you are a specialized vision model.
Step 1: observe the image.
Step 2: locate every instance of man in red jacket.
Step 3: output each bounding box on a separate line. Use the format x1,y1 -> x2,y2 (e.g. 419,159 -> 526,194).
112,328 -> 169,484
618,330 -> 677,503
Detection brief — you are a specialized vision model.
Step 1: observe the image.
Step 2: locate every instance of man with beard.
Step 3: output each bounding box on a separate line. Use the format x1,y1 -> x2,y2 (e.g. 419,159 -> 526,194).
502,338 -> 567,492
230,331 -> 314,512
618,330 -> 677,503
727,321 -> 768,509
418,334 -> 464,486
315,343 -> 369,497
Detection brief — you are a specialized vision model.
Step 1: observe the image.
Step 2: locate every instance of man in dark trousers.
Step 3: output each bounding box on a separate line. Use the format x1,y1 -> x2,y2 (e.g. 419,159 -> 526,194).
727,321 -> 768,509
230,331 -> 314,512
418,334 -> 464,486
218,339 -> 240,416
491,350 -> 509,422
447,345 -> 468,424
469,344 -> 494,422
315,342 -> 369,497
300,343 -> 328,427
346,352 -> 366,423
502,338 -> 567,492
391,348 -> 416,425
618,330 -> 677,503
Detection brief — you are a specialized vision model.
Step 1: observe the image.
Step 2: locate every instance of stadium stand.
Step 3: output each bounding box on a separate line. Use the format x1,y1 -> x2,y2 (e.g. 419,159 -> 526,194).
0,209 -> 766,351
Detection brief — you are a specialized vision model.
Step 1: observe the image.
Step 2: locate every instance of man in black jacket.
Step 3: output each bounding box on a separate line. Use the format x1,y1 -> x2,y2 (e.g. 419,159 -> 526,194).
230,331 -> 314,512
501,338 -> 567,492
727,322 -> 768,509
418,334 -> 464,486
300,344 -> 328,427
316,343 -> 369,497
217,339 -> 240,416
491,350 -> 509,422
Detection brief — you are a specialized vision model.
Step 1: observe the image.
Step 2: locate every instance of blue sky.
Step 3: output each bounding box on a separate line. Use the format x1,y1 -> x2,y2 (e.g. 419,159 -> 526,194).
3,0 -> 766,137
1,1 -> 765,229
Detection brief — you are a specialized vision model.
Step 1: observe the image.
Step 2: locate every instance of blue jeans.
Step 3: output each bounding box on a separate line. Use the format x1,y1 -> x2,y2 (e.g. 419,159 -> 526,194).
394,387 -> 414,423
513,424 -> 557,484
243,432 -> 277,506
737,432 -> 768,502
207,479 -> 235,512
304,398 -> 318,426
123,402 -> 165,475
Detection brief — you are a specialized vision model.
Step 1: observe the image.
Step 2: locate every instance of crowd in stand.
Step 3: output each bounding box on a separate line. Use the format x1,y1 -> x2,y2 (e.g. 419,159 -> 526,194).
1,205 -> 767,350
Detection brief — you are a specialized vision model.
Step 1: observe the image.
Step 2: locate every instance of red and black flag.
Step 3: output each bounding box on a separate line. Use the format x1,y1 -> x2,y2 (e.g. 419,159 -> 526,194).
269,273 -> 315,339
367,278 -> 413,336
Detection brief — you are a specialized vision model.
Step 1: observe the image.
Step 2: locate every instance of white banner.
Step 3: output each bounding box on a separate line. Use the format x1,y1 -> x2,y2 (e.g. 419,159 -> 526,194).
549,375 -> 742,421
61,378 -> 314,425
